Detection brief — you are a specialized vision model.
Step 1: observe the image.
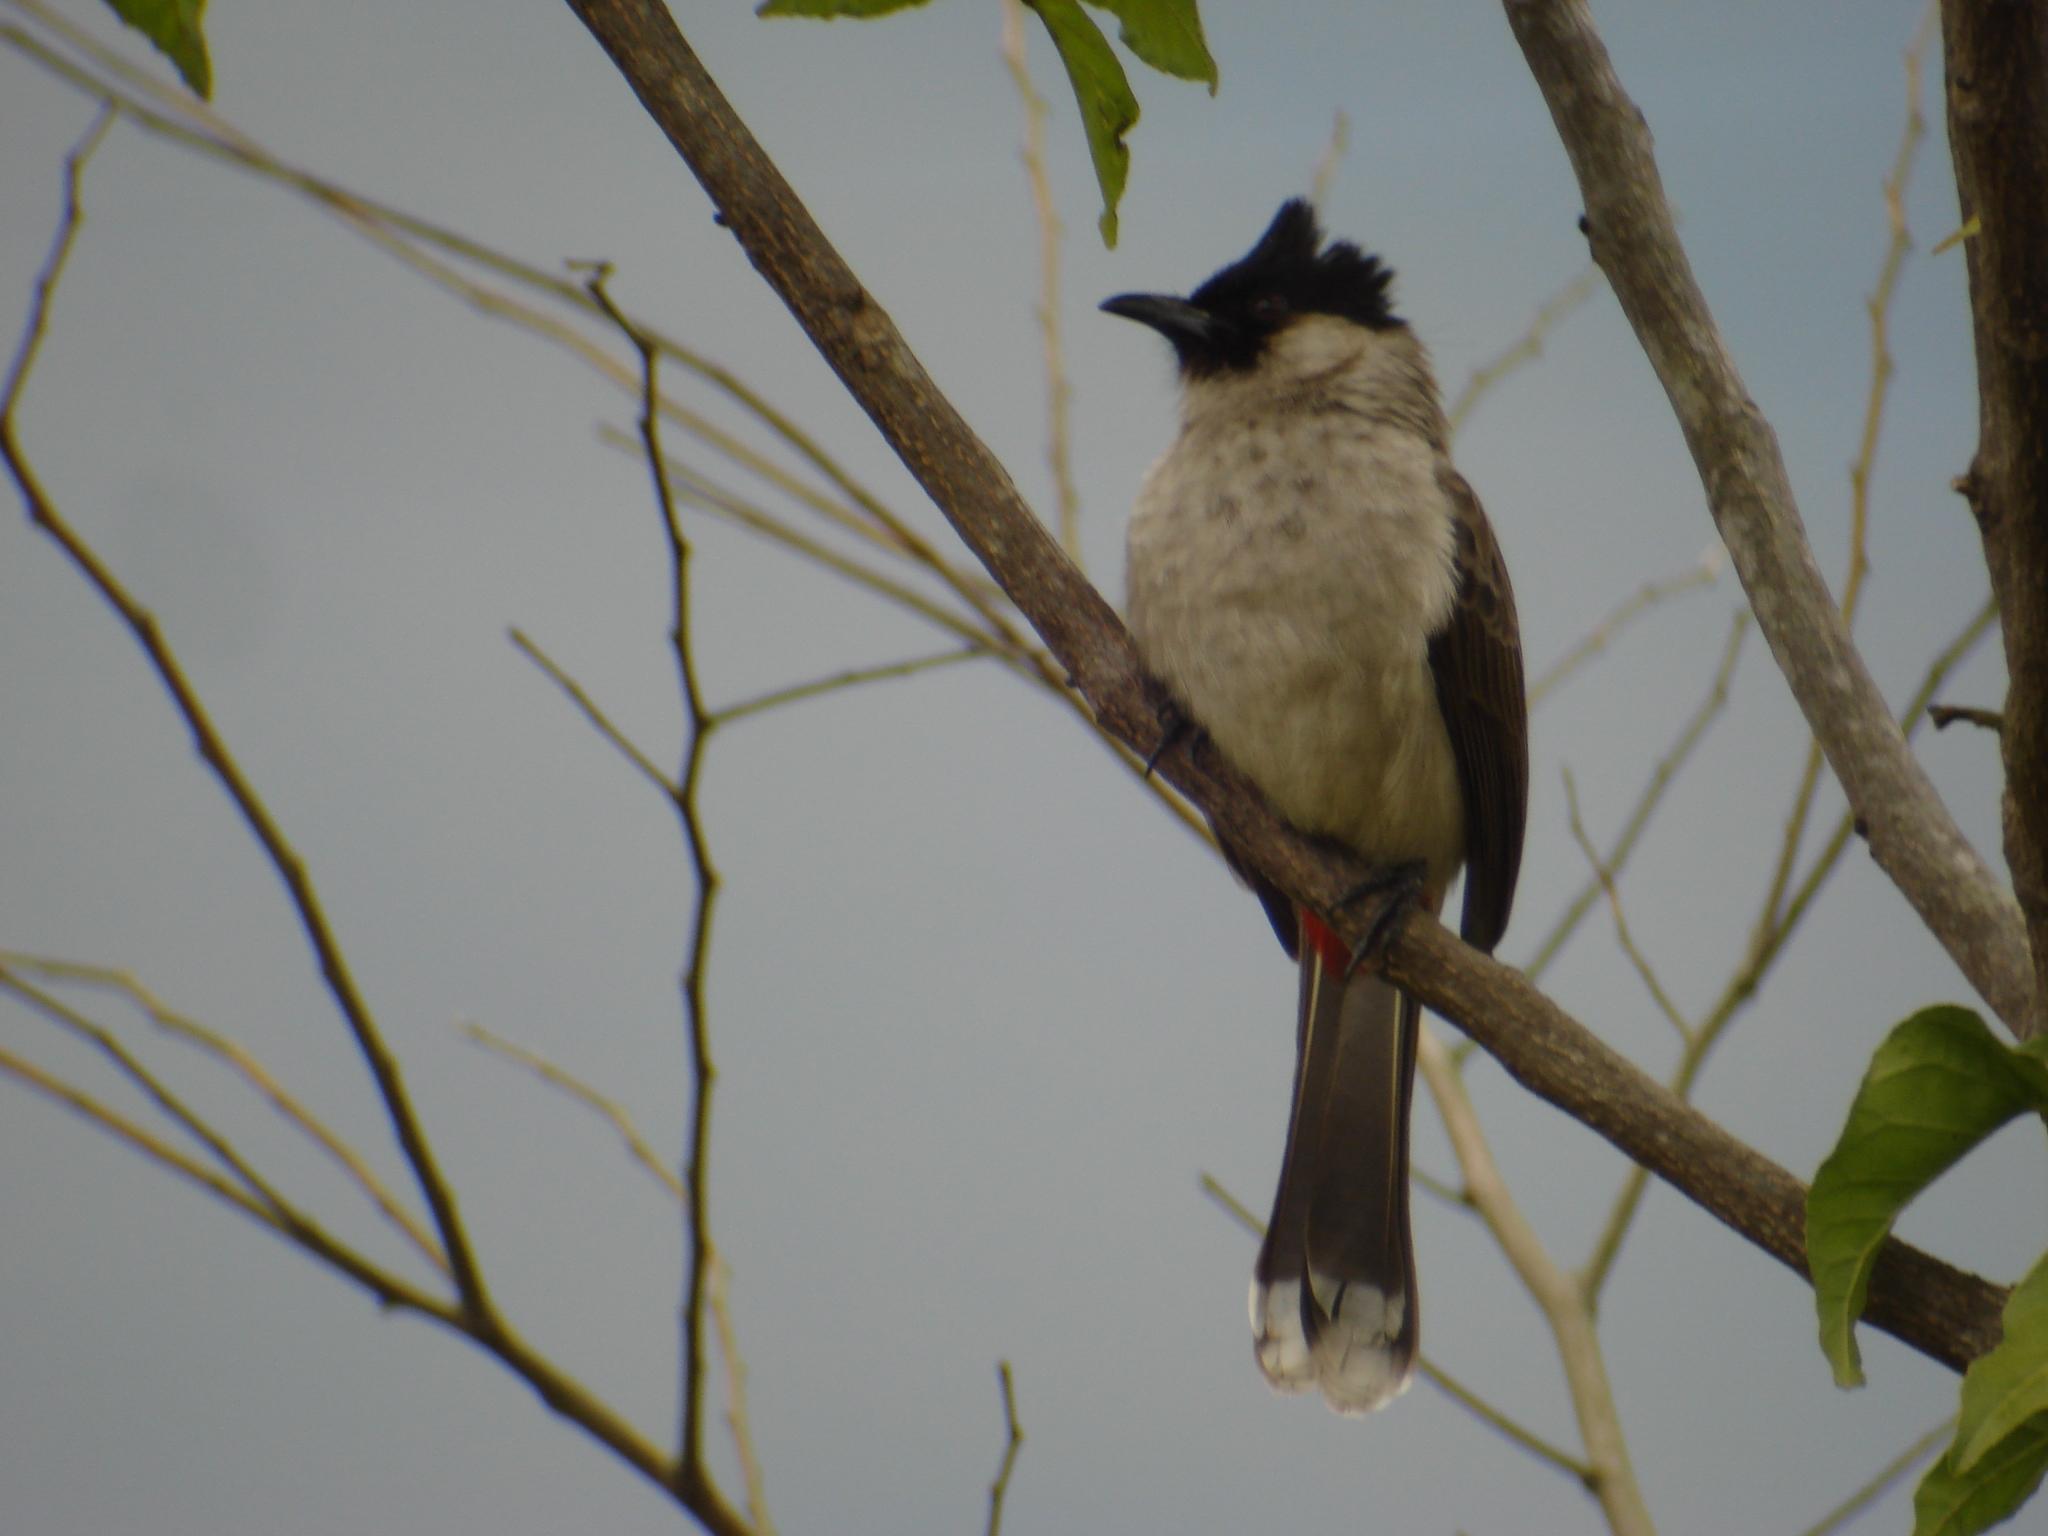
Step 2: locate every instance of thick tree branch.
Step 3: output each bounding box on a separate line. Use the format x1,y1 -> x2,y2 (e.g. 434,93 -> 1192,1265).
561,0 -> 2007,1374
1501,0 -> 2038,1039
1941,0 -> 2048,1033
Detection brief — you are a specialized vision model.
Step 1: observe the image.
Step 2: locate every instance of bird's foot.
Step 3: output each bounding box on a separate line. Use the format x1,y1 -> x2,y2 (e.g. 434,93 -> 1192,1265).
1141,690 -> 1201,779
1336,860 -> 1428,974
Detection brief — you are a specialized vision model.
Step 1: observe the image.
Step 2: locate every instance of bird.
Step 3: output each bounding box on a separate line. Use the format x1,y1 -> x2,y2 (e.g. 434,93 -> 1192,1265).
1102,199 -> 1528,1414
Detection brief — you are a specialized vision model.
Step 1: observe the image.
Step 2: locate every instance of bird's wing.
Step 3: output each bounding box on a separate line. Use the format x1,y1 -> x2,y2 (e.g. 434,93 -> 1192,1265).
1426,466 -> 1528,954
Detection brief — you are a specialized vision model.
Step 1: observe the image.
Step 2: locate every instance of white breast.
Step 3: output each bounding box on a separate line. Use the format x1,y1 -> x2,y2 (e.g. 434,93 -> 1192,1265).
1124,321 -> 1466,885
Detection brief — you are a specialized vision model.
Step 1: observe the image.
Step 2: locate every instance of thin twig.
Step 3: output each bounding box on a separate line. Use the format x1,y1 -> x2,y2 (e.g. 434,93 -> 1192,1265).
580,268 -> 730,1519
998,0 -> 1080,561
0,965 -> 295,1220
594,426 -> 1033,669
1418,1358 -> 1595,1487
0,951 -> 446,1271
1523,610 -> 1749,987
0,1042 -> 283,1222
0,1040 -> 465,1326
461,1022 -> 684,1203
709,1255 -> 774,1536
986,1362 -> 1025,1536
1417,1029 -> 1654,1536
1790,1416 -> 1953,1536
1842,2 -> 1934,632
713,645 -> 989,727
1928,703 -> 2003,734
1528,546 -> 1724,708
1197,1171 -> 1262,1236
1309,110 -> 1350,209
1446,264 -> 1602,438
0,100 -> 495,1324
1769,599 -> 1998,952
461,1017 -> 772,1517
1562,770 -> 1694,1045
1579,597 -> 2000,1306
1753,7 -> 1934,948
510,627 -> 678,797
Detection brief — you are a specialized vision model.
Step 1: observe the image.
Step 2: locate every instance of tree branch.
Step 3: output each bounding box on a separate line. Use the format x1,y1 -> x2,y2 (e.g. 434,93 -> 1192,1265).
1501,0 -> 2038,1039
561,0 -> 2009,1376
1940,0 -> 2048,1034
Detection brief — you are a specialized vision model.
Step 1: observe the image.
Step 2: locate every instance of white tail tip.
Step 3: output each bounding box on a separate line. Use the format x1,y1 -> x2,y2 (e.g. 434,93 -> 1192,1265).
1251,1272 -> 1415,1415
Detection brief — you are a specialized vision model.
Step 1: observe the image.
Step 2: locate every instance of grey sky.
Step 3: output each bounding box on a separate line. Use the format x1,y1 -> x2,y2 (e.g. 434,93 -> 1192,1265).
0,2 -> 2027,1533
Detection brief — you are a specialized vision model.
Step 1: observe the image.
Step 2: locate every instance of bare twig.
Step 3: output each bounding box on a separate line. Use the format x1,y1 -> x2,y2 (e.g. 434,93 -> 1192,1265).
1197,1171 -> 1263,1235
0,1042 -> 282,1222
1928,703 -> 2003,734
709,1257 -> 774,1536
1753,9 -> 1933,954
1843,3 -> 1934,632
593,426 -> 1034,669
461,1022 -> 685,1203
0,951 -> 446,1271
1416,1029 -> 1653,1536
453,1023 -> 773,1518
0,965 -> 296,1220
1562,770 -> 1694,1045
986,1362 -> 1025,1536
1791,1416 -> 1953,1536
998,0 -> 1080,561
1580,598 -> 1998,1305
579,268 -> 737,1531
1309,110 -> 1350,209
713,645 -> 989,726
1502,0 -> 2034,1036
0,102 -> 496,1326
510,627 -> 678,798
0,1044 -> 468,1329
1523,610 -> 1749,986
1418,1358 -> 1595,1488
1527,545 -> 1724,708
1446,264 -> 1601,438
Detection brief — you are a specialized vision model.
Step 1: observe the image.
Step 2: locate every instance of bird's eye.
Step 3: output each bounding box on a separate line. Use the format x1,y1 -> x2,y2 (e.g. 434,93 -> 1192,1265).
1250,292 -> 1288,324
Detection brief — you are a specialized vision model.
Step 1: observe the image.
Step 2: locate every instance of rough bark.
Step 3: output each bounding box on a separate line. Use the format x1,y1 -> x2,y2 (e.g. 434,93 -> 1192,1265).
1501,0 -> 2038,1039
1942,0 -> 2048,1039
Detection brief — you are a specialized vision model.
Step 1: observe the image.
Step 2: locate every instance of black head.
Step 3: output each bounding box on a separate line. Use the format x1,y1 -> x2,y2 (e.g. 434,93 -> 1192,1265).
1101,199 -> 1399,376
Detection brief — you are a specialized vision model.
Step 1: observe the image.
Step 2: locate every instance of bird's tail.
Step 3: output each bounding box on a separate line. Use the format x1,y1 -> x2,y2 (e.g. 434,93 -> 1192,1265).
1250,910 -> 1419,1414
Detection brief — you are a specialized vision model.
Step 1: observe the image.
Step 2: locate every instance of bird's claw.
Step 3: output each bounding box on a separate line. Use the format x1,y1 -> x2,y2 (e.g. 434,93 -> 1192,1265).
1142,695 -> 1197,779
1337,860 -> 1428,974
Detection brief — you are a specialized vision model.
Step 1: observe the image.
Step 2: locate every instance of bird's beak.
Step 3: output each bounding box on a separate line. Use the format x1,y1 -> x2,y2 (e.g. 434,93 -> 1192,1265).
1100,292 -> 1226,350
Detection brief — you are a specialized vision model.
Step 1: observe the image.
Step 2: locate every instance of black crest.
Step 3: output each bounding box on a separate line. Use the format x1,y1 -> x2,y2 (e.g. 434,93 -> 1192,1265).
1192,199 -> 1398,338
1101,199 -> 1401,376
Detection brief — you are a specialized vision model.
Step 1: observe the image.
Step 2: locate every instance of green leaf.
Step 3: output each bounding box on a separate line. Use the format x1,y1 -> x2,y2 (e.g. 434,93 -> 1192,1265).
1082,0 -> 1217,92
1914,1416 -> 2048,1536
104,0 -> 211,99
1807,1006 -> 2048,1389
1024,0 -> 1138,246
1955,1253 -> 2048,1473
757,0 -> 935,16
